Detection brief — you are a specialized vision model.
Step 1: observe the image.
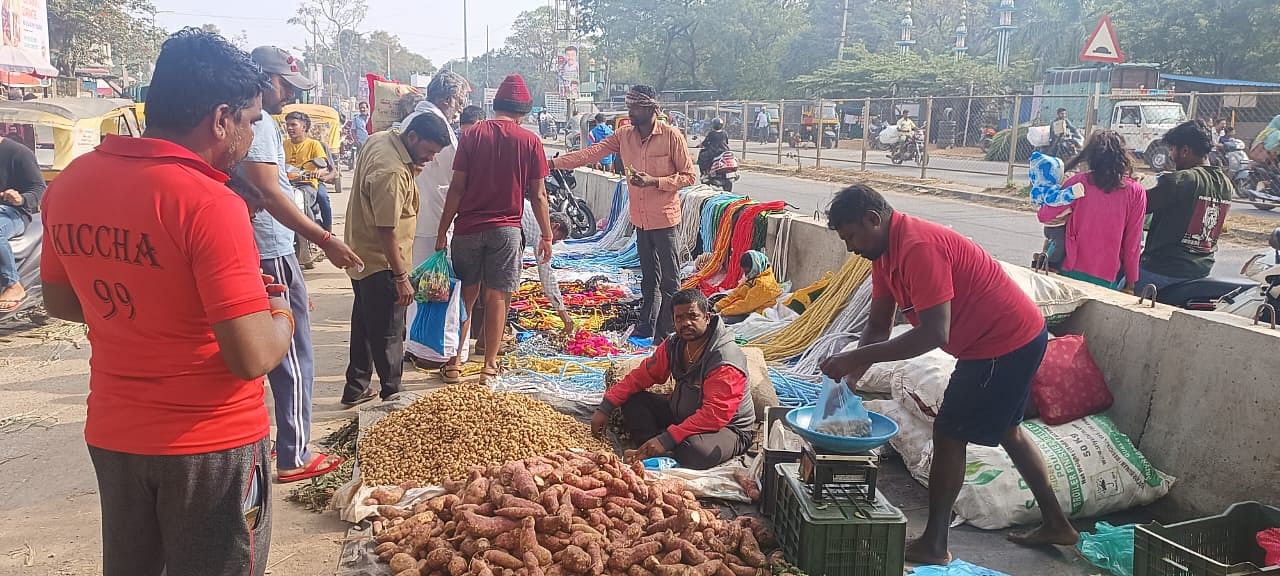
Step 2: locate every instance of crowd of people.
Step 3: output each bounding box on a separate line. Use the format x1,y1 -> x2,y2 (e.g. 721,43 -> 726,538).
1034,119 -> 1237,292
22,20 -> 1280,576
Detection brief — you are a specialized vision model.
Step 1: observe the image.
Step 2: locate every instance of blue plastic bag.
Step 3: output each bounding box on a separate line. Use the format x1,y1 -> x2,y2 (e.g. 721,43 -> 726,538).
811,376 -> 872,437
1077,522 -> 1135,576
412,250 -> 454,303
643,457 -> 679,470
410,279 -> 468,355
910,560 -> 1010,576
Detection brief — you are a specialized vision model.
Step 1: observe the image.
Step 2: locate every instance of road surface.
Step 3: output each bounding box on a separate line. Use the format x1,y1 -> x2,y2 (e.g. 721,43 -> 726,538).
732,171 -> 1257,277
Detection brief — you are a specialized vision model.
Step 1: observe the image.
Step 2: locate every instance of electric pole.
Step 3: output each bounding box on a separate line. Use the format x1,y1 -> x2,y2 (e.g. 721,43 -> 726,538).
463,0 -> 470,79
837,0 -> 850,60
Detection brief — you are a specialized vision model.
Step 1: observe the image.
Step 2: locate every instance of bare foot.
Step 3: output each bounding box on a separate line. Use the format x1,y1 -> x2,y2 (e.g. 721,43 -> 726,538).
904,538 -> 953,566
1008,524 -> 1080,547
0,282 -> 25,312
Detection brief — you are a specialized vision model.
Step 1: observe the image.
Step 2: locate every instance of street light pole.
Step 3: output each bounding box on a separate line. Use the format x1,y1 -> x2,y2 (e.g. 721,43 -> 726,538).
463,0 -> 470,79
837,0 -> 849,60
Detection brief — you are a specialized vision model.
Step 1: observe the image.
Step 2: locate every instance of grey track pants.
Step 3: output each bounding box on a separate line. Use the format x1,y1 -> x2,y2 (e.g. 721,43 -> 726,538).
89,438 -> 272,576
635,226 -> 680,339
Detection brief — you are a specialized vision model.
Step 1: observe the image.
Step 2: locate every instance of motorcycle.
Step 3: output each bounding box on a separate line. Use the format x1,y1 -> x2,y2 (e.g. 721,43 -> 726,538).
1239,162 -> 1280,212
868,119 -> 891,151
545,166 -> 596,239
291,157 -> 330,268
1210,230 -> 1280,322
701,150 -> 740,192
1047,130 -> 1083,160
890,123 -> 927,166
978,126 -> 997,152
1219,138 -> 1253,191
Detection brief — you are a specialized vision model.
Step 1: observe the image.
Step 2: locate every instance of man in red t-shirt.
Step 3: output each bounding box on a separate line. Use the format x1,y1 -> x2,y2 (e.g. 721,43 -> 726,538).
436,74 -> 554,382
39,29 -> 295,576
820,184 -> 1078,565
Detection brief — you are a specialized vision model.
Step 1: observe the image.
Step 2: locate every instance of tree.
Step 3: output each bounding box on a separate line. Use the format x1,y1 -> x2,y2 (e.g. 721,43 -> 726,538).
1100,0 -> 1280,80
290,0 -> 368,97
48,0 -> 166,84
791,45 -> 1028,98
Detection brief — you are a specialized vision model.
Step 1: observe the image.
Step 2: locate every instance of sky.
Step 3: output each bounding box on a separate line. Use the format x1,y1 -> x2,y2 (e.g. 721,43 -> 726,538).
152,0 -> 546,67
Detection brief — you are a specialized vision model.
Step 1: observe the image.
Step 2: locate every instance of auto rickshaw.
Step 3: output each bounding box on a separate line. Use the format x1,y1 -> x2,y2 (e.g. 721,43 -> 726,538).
278,103 -> 344,195
0,97 -> 142,182
0,97 -> 141,323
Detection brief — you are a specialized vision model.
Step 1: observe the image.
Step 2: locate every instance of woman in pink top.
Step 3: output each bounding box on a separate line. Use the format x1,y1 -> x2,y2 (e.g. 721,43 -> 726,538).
1037,131 -> 1147,291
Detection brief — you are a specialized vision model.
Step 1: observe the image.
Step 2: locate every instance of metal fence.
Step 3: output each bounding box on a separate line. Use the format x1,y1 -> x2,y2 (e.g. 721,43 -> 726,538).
571,91 -> 1280,190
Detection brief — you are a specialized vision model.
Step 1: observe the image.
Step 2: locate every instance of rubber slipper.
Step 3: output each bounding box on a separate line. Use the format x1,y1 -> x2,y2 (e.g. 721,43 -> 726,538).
440,365 -> 461,384
277,453 -> 344,484
0,299 -> 22,313
480,367 -> 501,384
341,387 -> 377,408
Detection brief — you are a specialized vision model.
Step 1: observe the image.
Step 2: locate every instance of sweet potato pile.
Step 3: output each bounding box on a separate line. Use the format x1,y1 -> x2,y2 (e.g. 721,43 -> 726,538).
371,450 -> 777,576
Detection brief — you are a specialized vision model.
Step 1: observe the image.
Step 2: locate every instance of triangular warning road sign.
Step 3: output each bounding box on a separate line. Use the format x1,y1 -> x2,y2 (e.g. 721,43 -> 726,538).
1080,14 -> 1125,63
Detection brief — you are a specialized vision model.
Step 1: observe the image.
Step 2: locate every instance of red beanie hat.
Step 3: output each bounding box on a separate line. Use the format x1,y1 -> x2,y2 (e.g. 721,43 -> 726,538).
494,74 -> 533,115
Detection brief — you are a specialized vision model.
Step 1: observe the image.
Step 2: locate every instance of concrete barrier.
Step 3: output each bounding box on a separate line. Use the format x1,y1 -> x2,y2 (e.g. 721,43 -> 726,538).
569,167 -> 1280,520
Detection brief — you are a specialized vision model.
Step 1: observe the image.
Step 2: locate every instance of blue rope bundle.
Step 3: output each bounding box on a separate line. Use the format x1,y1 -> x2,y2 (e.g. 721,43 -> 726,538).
769,367 -> 824,407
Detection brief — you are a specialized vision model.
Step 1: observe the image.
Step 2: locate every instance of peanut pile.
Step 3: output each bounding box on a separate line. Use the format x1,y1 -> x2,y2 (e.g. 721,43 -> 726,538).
370,450 -> 778,576
359,385 -> 611,486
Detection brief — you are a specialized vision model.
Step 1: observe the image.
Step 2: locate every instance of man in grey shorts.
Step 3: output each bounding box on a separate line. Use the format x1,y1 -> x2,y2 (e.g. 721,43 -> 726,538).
437,74 -> 554,382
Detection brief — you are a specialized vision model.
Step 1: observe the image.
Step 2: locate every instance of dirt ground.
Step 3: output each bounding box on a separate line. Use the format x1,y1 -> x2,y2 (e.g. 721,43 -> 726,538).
0,189 -> 444,575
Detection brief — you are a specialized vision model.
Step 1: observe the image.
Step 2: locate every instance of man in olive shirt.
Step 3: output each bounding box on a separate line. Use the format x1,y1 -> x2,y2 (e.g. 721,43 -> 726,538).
1138,120 -> 1233,290
342,113 -> 453,406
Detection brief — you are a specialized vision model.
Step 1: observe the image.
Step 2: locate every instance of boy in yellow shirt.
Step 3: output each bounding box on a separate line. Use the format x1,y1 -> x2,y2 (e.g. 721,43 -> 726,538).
283,111 -> 332,231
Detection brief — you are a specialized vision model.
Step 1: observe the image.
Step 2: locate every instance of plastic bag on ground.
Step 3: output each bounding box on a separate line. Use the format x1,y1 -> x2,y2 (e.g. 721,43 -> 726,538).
1077,522 -> 1135,576
909,560 -> 1010,575
812,376 -> 872,437
412,250 -> 453,303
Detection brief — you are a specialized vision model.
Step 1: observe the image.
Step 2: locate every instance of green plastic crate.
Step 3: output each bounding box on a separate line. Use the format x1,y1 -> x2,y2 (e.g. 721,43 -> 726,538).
1135,501 -> 1280,576
772,463 -> 906,576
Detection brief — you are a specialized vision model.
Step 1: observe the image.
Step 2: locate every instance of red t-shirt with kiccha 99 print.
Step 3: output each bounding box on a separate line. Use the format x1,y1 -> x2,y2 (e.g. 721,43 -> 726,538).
871,211 -> 1045,360
40,135 -> 271,456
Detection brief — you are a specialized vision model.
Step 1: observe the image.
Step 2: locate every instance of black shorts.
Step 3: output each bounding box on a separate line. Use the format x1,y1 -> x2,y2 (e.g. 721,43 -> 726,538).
934,328 -> 1048,447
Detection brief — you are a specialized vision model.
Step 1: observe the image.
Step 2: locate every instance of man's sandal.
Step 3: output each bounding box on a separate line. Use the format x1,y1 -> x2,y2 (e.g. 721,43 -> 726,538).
276,452 -> 344,483
440,364 -> 462,384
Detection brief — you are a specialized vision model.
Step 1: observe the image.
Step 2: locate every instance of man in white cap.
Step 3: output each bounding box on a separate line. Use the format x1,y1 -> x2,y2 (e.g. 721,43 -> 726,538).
238,45 -> 361,483
402,70 -> 470,370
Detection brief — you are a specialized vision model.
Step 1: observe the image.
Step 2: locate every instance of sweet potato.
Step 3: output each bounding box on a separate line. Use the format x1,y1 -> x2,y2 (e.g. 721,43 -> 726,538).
447,556 -> 470,576
562,474 -> 605,491
374,486 -> 408,506
569,488 -> 604,510
644,511 -> 691,535
559,545 -> 593,574
471,558 -> 495,576
390,552 -> 419,573
523,552 -> 546,576
674,538 -> 709,565
394,570 -> 418,576
518,517 -> 553,566
537,533 -> 571,553
584,539 -> 605,575
496,506 -> 547,519
364,497 -> 381,506
494,532 -> 518,551
606,496 -> 647,513
658,549 -> 683,565
503,461 -> 540,500
458,510 -> 521,539
426,548 -> 456,570
462,477 -> 491,505
627,566 -> 655,576
724,565 -> 756,576
428,494 -> 462,514
735,530 -> 766,568
483,550 -> 524,570
607,541 -> 663,571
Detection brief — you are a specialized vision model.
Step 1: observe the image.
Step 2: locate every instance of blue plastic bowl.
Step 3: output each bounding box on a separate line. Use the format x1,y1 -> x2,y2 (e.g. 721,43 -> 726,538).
783,406 -> 900,454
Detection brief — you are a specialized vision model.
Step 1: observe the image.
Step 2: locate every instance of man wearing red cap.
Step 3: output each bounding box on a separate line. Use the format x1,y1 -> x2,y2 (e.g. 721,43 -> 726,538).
436,74 -> 555,383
